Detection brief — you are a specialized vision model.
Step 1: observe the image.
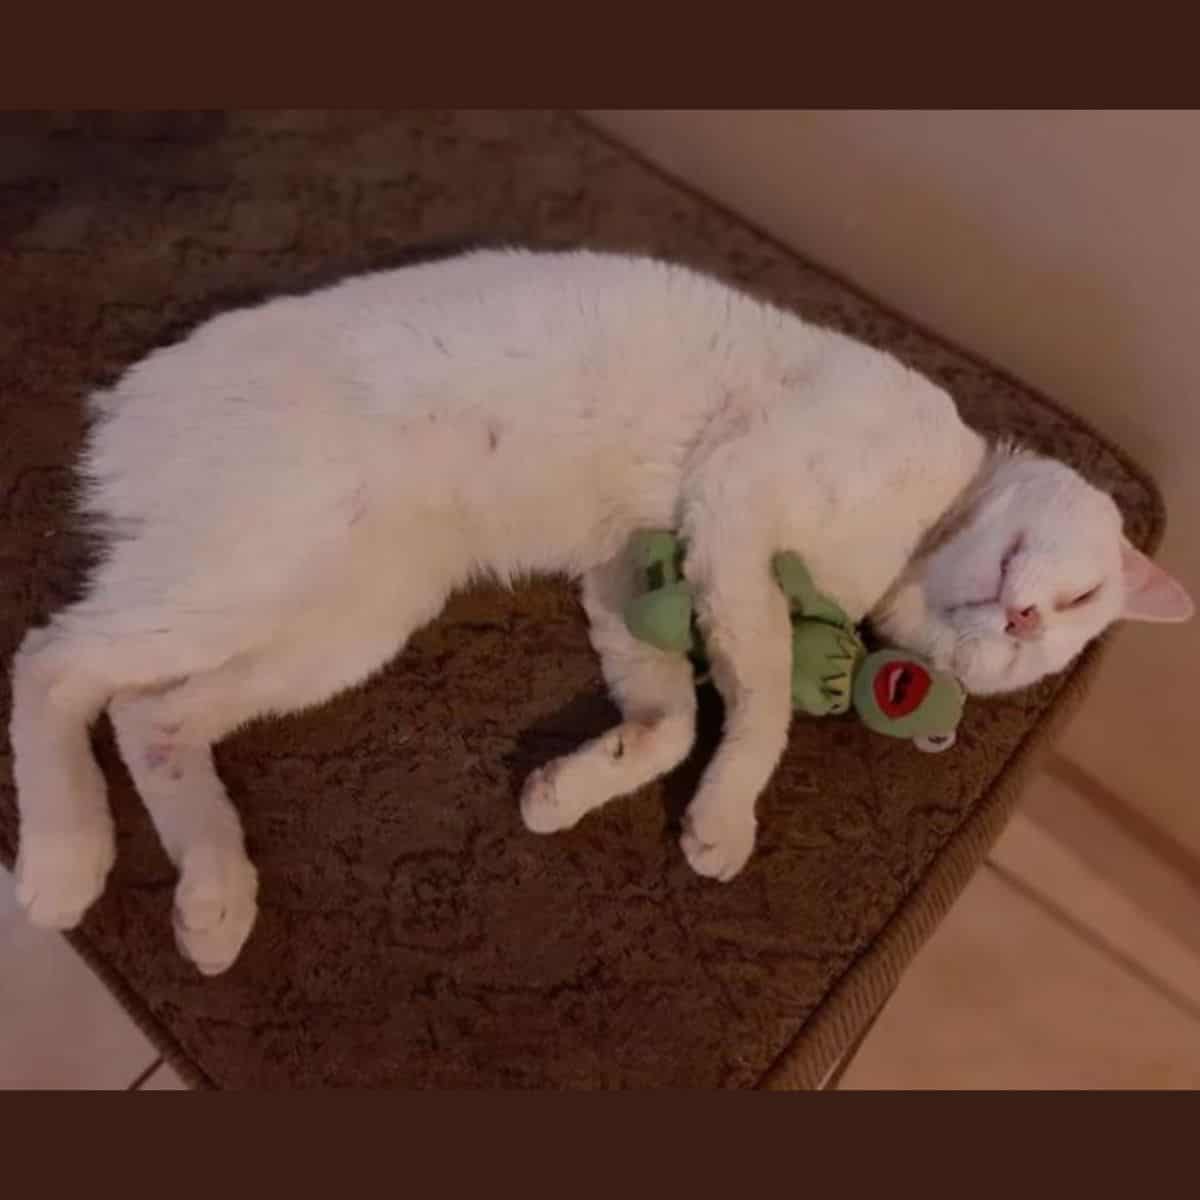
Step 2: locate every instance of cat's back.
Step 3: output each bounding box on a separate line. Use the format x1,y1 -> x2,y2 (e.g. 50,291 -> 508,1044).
94,249 -> 709,422
328,248 -> 727,410
81,251 -> 726,530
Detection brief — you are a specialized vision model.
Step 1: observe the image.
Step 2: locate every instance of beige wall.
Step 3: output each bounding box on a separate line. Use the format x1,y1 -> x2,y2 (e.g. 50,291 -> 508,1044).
587,111 -> 1200,855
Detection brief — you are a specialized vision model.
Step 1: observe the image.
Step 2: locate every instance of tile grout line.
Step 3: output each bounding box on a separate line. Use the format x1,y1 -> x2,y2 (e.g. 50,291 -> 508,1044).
1021,763 -> 1200,967
1044,752 -> 1200,891
127,1057 -> 163,1091
982,858 -> 1200,1026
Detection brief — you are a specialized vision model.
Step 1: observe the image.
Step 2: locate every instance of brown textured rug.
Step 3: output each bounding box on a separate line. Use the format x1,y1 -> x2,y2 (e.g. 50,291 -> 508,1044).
0,111 -> 1163,1089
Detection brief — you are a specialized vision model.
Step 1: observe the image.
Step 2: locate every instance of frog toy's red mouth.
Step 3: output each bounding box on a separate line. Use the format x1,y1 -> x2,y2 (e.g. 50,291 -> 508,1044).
873,659 -> 932,719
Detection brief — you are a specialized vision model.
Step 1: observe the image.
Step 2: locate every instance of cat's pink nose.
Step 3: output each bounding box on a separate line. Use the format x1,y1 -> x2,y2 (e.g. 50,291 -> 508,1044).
1005,604 -> 1042,638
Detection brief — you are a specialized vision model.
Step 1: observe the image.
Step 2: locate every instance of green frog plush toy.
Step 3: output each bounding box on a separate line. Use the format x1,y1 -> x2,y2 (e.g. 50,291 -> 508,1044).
623,531 -> 965,753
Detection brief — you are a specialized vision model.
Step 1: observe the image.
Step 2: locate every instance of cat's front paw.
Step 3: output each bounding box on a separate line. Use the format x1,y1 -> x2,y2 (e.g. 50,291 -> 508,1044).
16,826 -> 115,929
520,762 -> 585,834
680,796 -> 756,882
173,846 -> 259,976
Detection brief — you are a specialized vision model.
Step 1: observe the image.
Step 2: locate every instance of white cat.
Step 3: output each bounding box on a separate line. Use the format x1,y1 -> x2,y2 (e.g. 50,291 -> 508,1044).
9,249 -> 1192,975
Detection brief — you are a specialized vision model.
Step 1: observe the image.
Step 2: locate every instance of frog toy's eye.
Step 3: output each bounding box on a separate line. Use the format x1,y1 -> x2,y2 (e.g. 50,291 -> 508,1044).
913,731 -> 957,754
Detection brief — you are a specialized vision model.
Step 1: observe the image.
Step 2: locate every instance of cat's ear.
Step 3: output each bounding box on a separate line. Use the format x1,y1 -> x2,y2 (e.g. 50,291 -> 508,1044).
1120,539 -> 1194,623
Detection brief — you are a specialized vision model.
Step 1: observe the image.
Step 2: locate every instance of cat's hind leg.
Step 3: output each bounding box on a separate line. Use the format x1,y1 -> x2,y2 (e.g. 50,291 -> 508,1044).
108,592 -> 443,975
14,512 -> 453,972
10,610 -> 242,932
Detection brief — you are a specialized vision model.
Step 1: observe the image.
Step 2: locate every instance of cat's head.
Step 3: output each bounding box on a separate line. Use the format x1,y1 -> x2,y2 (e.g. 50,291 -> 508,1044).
873,447 -> 1193,696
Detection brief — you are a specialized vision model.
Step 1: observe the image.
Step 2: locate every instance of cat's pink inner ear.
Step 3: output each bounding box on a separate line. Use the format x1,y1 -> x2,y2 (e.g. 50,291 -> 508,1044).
1120,539 -> 1195,623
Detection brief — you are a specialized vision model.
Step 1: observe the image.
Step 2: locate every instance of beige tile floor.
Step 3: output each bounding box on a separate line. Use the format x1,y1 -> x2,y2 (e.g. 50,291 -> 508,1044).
842,773 -> 1200,1089
3,770 -> 1199,1089
0,864 -> 159,1089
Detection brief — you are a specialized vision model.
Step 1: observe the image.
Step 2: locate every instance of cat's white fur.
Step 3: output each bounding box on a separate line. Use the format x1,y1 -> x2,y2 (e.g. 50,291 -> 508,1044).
9,249 -> 1192,974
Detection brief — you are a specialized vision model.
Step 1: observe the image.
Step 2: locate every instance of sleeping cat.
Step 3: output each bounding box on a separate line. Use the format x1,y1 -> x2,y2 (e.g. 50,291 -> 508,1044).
9,249 -> 1192,975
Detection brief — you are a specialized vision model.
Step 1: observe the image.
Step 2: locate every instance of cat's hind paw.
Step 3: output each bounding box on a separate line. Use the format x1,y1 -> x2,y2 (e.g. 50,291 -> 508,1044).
173,847 -> 259,976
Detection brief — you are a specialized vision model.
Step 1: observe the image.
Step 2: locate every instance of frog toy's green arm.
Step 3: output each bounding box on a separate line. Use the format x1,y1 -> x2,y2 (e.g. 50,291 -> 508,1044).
770,552 -> 855,632
770,551 -> 865,716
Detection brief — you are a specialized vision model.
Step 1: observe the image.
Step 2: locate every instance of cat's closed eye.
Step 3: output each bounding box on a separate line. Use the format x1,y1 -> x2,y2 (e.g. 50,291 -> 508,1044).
1055,584 -> 1102,612
999,534 -> 1024,580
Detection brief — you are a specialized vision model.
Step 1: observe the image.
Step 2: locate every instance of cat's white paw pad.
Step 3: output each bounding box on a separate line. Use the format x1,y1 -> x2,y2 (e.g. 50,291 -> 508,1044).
680,803 -> 756,883
16,828 -> 115,929
520,763 -> 584,834
173,851 -> 258,976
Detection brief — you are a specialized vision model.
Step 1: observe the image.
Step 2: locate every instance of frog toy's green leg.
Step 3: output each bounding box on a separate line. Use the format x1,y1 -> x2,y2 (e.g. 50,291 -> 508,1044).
623,531 -> 698,656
